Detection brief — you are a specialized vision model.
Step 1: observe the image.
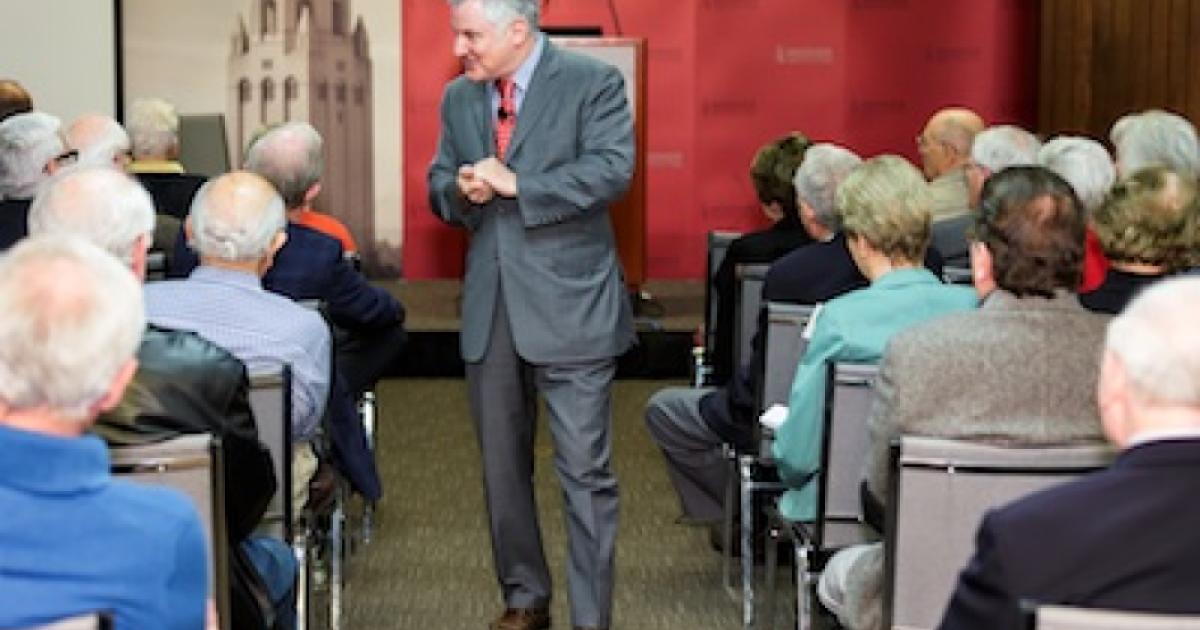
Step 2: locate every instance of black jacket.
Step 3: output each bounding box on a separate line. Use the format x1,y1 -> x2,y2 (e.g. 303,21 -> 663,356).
96,325 -> 277,629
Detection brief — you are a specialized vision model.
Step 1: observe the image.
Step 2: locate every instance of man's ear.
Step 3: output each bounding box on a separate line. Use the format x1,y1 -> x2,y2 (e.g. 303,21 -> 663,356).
303,183 -> 322,206
131,233 -> 150,281
93,359 -> 139,415
509,16 -> 530,45
970,241 -> 996,298
183,217 -> 195,246
1097,350 -> 1133,448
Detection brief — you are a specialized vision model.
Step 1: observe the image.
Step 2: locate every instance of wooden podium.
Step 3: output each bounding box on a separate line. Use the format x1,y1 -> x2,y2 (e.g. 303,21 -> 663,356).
553,37 -> 648,291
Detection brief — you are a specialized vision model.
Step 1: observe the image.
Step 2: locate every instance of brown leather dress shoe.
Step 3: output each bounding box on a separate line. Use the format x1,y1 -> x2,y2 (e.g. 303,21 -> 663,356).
489,607 -> 551,630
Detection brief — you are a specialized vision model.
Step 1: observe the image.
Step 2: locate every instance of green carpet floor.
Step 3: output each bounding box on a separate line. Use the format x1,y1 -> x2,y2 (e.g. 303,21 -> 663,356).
340,378 -> 752,629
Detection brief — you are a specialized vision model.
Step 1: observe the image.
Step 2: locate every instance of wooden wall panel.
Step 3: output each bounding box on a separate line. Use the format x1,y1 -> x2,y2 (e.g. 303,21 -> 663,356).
1040,0 -> 1200,139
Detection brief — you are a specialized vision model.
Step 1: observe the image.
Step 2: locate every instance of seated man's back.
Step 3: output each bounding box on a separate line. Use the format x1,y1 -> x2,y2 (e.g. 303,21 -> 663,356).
0,424 -> 206,629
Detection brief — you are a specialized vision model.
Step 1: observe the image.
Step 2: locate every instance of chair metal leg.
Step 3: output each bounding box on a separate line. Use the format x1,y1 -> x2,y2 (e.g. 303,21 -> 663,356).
796,545 -> 812,630
763,516 -> 781,630
294,535 -> 310,630
329,489 -> 345,630
740,456 -> 756,628
722,446 -> 738,599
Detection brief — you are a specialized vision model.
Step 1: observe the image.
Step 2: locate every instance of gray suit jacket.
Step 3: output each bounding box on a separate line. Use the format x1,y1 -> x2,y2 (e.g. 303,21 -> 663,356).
428,40 -> 635,364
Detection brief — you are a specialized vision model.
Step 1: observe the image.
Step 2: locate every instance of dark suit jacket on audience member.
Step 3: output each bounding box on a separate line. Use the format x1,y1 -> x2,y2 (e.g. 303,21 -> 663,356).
136,172 -> 208,219
95,325 -> 277,629
1079,269 -> 1167,315
939,438 -> 1200,630
709,215 -> 812,385
0,198 -> 31,250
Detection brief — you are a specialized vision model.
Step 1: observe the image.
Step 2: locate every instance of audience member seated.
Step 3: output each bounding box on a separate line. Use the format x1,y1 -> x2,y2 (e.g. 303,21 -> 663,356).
127,97 -> 207,219
145,171 -> 330,512
916,107 -> 984,222
0,78 -> 33,121
707,132 -> 813,385
212,122 -> 404,397
934,124 -> 1040,267
644,143 -> 861,530
65,113 -> 132,169
1110,108 -> 1200,179
1082,166 -> 1197,314
1037,135 -> 1117,292
939,277 -> 1200,629
821,166 -> 1109,630
771,155 -> 977,523
0,111 -> 70,248
0,236 -> 207,630
28,166 -> 296,630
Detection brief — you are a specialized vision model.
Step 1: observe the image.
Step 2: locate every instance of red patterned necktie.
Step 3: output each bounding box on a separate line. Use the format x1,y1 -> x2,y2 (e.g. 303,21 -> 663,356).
495,78 -> 517,160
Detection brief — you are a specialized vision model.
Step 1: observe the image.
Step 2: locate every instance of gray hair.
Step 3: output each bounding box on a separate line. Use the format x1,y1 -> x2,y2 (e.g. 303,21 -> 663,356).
127,97 -> 179,160
0,235 -> 144,422
244,121 -> 324,209
836,154 -> 932,263
793,143 -> 862,231
29,166 -> 155,265
0,111 -> 63,199
1106,276 -> 1200,406
1037,135 -> 1116,213
447,0 -> 540,28
1110,109 -> 1200,179
971,125 -> 1042,173
66,114 -> 131,167
189,171 -> 286,262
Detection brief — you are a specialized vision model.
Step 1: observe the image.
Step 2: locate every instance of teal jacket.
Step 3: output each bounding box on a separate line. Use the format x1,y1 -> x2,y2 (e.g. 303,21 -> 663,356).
772,267 -> 977,521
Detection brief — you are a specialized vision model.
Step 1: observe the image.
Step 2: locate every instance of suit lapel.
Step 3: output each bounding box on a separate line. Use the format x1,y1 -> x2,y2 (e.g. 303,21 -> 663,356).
468,80 -> 492,157
505,42 -> 560,163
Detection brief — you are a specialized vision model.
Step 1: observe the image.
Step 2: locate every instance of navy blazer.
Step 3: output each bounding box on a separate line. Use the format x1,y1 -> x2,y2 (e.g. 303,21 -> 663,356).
172,222 -> 403,331
939,438 -> 1200,629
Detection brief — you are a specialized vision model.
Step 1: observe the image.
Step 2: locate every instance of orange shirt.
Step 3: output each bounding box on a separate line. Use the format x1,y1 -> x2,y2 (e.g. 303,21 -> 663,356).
292,209 -> 358,253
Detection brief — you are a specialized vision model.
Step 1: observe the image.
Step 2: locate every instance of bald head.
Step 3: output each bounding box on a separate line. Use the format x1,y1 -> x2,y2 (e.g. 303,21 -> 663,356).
29,166 -> 155,270
66,114 -> 131,168
1101,277 -> 1200,447
244,122 -> 324,209
0,79 -> 32,122
918,107 -> 985,179
187,171 -> 286,266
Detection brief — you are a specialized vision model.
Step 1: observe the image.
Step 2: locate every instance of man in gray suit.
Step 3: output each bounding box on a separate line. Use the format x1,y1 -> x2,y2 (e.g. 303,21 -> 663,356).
427,1 -> 635,629
819,166 -> 1110,630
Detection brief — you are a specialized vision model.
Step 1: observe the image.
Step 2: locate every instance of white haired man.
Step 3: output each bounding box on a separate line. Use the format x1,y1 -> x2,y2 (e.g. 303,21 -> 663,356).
127,97 -> 207,220
29,165 -> 296,629
933,124 -> 1041,267
144,171 -> 331,519
1110,108 -> 1200,178
0,235 -> 207,629
65,113 -> 131,168
428,0 -> 635,627
939,277 -> 1200,628
1038,135 -> 1118,291
0,111 -> 72,248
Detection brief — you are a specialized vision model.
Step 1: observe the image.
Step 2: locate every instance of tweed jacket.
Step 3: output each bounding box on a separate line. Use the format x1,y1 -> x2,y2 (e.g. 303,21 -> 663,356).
864,289 -> 1110,501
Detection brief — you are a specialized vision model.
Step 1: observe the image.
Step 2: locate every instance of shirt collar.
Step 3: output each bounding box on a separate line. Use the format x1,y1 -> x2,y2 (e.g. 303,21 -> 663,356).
511,33 -> 545,95
871,266 -> 940,289
128,159 -> 185,175
1128,428 -> 1200,448
0,424 -> 110,494
190,265 -> 263,290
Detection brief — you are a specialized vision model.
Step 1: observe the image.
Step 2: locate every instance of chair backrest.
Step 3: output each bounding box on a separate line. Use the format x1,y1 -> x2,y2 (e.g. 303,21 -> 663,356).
110,434 -> 229,630
1025,603 -> 1200,630
144,250 -> 167,281
941,265 -> 972,286
248,364 -> 294,541
884,437 -> 1114,630
704,230 -> 741,354
733,263 -> 769,375
811,361 -> 879,549
758,301 -> 817,412
18,612 -> 112,630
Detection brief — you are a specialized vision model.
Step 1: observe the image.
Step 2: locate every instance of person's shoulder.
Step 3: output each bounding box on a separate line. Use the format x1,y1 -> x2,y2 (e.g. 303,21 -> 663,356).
549,42 -> 623,83
141,325 -> 244,379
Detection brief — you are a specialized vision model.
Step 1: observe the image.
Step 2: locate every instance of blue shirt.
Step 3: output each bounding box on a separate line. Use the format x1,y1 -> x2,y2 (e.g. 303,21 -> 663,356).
0,424 -> 207,629
489,33 -> 545,118
144,266 -> 331,440
772,267 -> 978,520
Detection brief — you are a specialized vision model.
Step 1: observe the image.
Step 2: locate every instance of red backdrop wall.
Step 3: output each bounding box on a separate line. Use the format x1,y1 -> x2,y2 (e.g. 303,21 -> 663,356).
402,0 -> 1039,279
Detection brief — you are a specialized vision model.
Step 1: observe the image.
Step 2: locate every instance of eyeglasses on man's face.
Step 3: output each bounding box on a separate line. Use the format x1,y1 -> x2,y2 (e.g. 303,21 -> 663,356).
43,149 -> 78,174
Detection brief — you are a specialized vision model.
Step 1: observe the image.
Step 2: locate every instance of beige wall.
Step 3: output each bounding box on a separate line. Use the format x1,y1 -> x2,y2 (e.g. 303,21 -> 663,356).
0,0 -> 117,123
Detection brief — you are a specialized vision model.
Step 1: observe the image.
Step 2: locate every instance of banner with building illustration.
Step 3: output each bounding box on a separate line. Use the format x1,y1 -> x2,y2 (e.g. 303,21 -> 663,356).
120,0 -> 402,278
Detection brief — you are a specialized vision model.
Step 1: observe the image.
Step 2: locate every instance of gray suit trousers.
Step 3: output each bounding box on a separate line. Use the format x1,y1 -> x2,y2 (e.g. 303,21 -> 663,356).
466,292 -> 619,628
643,386 -> 728,523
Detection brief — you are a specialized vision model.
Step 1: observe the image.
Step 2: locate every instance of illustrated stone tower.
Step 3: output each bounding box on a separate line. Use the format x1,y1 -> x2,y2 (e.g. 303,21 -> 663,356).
229,0 -> 375,250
